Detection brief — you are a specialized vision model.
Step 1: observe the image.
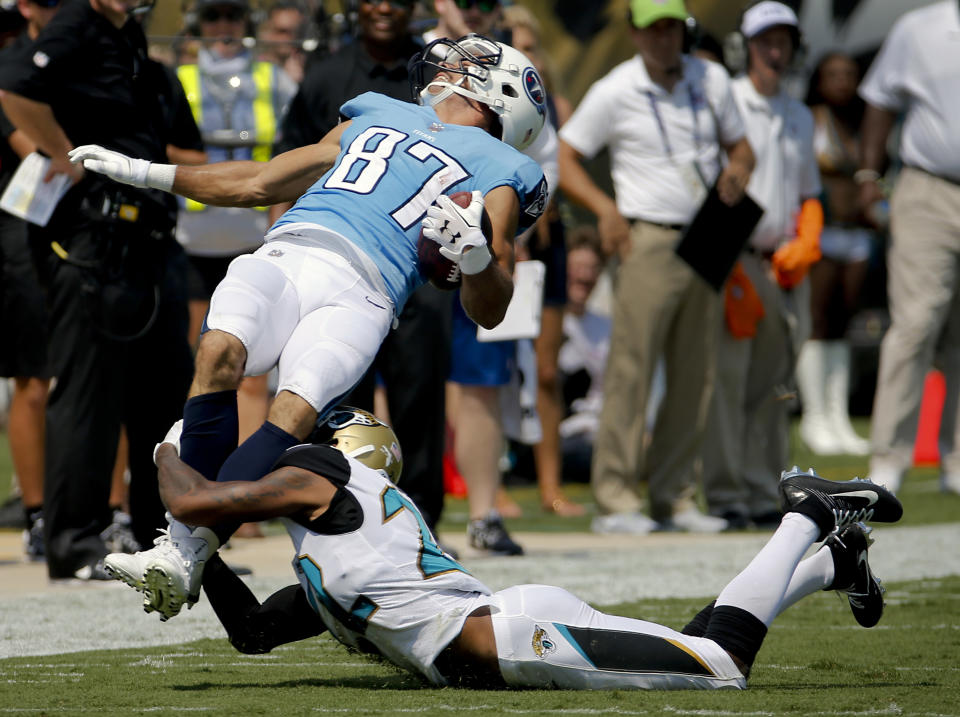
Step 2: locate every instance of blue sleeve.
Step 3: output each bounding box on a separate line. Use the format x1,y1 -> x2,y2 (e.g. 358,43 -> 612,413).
479,154 -> 547,234
340,92 -> 407,121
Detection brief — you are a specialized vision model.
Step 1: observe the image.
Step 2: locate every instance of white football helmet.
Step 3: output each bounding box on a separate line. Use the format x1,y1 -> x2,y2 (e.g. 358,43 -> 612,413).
410,34 -> 547,151
315,407 -> 403,484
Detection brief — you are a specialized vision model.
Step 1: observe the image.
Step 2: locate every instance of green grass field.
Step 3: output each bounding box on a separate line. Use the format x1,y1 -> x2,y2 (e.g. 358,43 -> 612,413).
2,419 -> 959,715
1,576 -> 957,715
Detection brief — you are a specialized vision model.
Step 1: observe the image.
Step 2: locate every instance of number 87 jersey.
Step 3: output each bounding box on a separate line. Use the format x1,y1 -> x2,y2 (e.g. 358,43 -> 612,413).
271,92 -> 548,313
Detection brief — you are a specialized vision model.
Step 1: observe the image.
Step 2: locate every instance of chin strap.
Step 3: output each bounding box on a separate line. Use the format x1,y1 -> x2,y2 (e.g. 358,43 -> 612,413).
420,76 -> 505,119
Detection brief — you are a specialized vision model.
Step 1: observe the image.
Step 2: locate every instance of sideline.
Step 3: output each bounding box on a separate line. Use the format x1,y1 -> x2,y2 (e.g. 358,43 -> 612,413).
1,523 -> 957,659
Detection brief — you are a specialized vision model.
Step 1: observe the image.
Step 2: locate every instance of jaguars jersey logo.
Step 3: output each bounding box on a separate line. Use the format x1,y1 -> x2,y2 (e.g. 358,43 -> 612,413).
531,624 -> 556,659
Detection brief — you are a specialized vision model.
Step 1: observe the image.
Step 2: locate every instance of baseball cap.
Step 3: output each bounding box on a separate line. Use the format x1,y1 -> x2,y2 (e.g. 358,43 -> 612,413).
740,1 -> 799,39
629,0 -> 689,29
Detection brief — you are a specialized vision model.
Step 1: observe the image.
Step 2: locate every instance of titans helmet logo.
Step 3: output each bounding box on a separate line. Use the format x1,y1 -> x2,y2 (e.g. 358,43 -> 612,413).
522,67 -> 546,113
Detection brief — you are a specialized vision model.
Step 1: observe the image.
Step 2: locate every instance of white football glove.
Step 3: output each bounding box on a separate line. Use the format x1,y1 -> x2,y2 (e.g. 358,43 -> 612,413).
421,191 -> 492,275
68,145 -> 176,192
153,419 -> 184,466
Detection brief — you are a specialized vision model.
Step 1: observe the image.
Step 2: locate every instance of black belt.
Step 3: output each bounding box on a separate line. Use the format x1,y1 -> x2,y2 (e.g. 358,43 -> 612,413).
629,218 -> 686,231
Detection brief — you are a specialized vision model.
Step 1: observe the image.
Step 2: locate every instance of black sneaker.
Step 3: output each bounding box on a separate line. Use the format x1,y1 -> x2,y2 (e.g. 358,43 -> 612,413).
467,512 -> 524,556
100,510 -> 141,554
0,495 -> 25,528
23,513 -> 45,562
778,467 -> 903,540
825,522 -> 884,628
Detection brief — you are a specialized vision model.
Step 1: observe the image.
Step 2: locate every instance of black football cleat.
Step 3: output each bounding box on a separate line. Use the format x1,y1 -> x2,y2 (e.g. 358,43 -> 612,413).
825,522 -> 885,628
467,513 -> 524,556
778,467 -> 903,540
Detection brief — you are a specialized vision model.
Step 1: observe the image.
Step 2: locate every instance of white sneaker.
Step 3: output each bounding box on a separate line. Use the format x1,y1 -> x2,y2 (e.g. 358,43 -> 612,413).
800,414 -> 843,455
104,549 -> 152,592
940,474 -> 960,495
591,512 -> 658,535
104,521 -> 218,621
868,465 -> 903,494
832,417 -> 871,456
663,507 -> 729,533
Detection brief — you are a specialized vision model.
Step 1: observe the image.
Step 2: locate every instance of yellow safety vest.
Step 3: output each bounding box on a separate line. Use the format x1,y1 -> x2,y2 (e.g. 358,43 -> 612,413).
177,61 -> 276,211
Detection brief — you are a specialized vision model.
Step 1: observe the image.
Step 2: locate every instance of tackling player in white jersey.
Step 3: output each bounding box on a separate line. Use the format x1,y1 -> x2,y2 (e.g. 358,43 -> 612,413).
68,35 -> 548,621
149,407 -> 900,690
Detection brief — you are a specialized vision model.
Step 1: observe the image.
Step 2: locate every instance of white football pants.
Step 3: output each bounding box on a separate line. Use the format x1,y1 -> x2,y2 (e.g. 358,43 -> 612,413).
490,585 -> 745,690
206,236 -> 394,415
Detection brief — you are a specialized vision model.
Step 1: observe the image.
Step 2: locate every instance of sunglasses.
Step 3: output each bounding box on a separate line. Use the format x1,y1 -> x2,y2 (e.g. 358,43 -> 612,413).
454,0 -> 499,11
200,6 -> 245,22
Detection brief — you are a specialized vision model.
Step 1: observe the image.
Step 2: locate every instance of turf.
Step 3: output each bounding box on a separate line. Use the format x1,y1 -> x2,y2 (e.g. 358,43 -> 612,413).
2,420 -> 958,714
1,576 -> 957,715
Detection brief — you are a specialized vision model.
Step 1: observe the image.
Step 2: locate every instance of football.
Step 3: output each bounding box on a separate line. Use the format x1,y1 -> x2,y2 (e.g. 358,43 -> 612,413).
417,191 -> 493,291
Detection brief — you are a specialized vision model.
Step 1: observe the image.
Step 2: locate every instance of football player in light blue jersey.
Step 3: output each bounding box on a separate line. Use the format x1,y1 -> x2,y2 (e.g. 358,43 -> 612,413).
146,408 -> 899,690
272,91 -> 546,311
68,34 -> 549,622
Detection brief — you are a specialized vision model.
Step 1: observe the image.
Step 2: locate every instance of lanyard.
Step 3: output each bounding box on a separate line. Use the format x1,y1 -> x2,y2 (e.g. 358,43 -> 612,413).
646,86 -> 711,189
646,86 -> 701,160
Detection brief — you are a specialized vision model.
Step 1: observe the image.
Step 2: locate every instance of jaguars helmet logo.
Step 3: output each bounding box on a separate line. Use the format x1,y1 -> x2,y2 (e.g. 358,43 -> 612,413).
531,624 -> 556,659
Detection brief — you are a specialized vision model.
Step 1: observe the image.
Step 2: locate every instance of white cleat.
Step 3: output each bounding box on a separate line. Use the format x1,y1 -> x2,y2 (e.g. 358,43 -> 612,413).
104,520 -> 218,621
103,550 -> 152,592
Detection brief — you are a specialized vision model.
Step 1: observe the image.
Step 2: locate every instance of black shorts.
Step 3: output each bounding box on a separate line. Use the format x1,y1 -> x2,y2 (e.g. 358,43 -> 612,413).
528,216 -> 567,307
0,213 -> 49,378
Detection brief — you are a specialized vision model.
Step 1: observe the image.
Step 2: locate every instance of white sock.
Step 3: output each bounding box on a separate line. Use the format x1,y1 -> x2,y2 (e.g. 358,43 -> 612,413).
714,512 -> 821,626
777,545 -> 835,615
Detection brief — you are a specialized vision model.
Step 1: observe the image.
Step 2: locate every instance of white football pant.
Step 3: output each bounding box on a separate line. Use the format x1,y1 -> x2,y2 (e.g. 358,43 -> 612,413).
206,236 -> 394,415
490,585 -> 746,690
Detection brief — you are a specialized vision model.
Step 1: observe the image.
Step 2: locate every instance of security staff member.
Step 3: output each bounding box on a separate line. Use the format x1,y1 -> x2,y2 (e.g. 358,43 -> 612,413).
274,0 -> 454,535
0,0 -> 195,580
176,0 -> 296,346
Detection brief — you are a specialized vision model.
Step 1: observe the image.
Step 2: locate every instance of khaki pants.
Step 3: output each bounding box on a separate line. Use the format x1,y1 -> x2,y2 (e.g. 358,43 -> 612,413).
870,167 -> 960,478
701,253 -> 810,517
591,221 -> 718,521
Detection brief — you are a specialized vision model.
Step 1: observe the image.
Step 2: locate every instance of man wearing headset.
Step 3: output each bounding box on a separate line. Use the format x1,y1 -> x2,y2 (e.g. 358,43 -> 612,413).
701,1 -> 822,530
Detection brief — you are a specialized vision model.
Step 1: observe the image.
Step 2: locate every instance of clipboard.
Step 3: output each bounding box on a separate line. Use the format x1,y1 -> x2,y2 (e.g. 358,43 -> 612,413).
0,152 -> 71,227
674,184 -> 764,292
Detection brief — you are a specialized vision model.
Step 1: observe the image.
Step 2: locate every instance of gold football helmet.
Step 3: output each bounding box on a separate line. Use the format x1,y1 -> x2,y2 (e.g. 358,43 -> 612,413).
322,407 -> 403,484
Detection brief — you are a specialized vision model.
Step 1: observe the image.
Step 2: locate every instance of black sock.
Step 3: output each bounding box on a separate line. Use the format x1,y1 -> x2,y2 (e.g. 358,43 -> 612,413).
24,505 -> 43,527
703,605 -> 768,670
681,600 -> 716,637
203,553 -> 325,654
215,421 -> 299,484
180,390 -> 239,480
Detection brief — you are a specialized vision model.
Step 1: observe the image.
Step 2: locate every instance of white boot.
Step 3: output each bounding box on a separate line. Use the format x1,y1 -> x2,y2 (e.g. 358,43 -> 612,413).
825,341 -> 870,455
796,340 -> 843,454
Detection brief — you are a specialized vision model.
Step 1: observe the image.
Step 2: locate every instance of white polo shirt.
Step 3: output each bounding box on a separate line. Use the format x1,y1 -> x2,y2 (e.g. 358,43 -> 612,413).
560,54 -> 745,225
731,75 -> 820,252
859,0 -> 960,182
